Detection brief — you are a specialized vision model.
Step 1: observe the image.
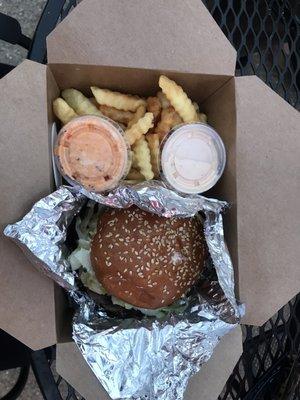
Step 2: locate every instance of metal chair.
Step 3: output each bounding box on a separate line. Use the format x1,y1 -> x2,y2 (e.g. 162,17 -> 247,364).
0,330 -> 30,400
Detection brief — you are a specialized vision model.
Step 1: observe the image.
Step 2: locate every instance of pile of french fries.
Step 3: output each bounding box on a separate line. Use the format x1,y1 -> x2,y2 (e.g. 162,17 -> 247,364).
53,75 -> 207,183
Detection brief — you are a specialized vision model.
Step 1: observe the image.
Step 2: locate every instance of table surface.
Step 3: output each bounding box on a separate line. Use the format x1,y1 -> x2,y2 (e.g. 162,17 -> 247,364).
0,1 -> 299,399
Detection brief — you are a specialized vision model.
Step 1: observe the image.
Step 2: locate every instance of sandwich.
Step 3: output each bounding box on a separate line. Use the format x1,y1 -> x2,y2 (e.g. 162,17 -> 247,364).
69,203 -> 207,317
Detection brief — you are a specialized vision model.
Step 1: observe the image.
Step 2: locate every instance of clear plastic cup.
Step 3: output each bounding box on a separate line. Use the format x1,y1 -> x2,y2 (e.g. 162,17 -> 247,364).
160,123 -> 226,194
54,115 -> 130,193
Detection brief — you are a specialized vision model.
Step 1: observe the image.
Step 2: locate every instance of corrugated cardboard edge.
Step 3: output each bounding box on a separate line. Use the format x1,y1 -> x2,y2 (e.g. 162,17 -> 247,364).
47,0 -> 236,76
235,75 -> 300,326
56,326 -> 242,400
48,63 -> 231,107
0,60 -> 57,350
200,77 -> 238,277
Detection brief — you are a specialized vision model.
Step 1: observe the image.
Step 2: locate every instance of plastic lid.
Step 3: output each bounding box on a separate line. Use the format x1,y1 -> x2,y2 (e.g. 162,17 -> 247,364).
55,115 -> 129,193
160,123 -> 226,194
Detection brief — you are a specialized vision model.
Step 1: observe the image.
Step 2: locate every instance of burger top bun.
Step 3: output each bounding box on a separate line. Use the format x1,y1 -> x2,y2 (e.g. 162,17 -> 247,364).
91,207 -> 206,309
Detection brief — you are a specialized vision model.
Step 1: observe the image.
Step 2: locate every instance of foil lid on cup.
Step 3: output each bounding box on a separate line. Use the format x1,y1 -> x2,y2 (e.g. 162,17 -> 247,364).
160,123 -> 226,194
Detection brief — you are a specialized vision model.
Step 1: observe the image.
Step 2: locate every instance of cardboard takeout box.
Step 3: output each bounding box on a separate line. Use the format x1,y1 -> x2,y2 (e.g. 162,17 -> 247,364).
0,0 -> 299,398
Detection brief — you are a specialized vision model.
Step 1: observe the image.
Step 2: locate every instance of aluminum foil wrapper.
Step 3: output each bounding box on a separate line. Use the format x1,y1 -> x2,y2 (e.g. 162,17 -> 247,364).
4,187 -> 85,290
75,180 -> 226,218
4,184 -> 243,400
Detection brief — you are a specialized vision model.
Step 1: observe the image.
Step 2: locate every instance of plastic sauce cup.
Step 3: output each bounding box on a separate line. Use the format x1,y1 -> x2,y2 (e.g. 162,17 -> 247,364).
54,115 -> 129,193
160,123 -> 226,194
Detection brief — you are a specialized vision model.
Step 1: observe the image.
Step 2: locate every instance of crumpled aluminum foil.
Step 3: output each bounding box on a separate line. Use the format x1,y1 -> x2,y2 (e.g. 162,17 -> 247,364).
4,187 -> 84,290
79,180 -> 226,216
4,184 -> 243,400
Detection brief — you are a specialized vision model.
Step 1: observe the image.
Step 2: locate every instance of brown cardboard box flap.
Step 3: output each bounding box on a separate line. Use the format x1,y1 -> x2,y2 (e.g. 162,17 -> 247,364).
47,0 -> 236,75
56,327 -> 242,400
185,326 -> 242,399
0,60 -> 57,349
235,75 -> 300,326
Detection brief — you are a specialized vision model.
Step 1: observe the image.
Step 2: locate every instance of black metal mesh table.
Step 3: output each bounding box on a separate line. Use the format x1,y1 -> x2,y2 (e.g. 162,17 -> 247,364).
205,0 -> 300,110
1,1 -> 299,399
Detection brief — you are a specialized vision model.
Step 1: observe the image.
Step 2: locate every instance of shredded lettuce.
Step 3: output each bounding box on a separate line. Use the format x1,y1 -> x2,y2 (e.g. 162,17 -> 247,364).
81,270 -> 107,295
68,201 -> 107,295
68,201 -> 188,318
78,238 -> 91,250
69,248 -> 91,271
111,296 -> 188,319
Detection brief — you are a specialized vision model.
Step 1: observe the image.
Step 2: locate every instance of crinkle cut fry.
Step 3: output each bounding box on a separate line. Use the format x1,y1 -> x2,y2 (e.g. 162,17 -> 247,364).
133,136 -> 154,180
159,75 -> 198,123
91,86 -> 146,112
124,112 -> 154,146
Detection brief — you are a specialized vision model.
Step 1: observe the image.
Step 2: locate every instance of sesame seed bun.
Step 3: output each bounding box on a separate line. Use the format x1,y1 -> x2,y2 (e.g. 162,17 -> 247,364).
91,207 -> 206,309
